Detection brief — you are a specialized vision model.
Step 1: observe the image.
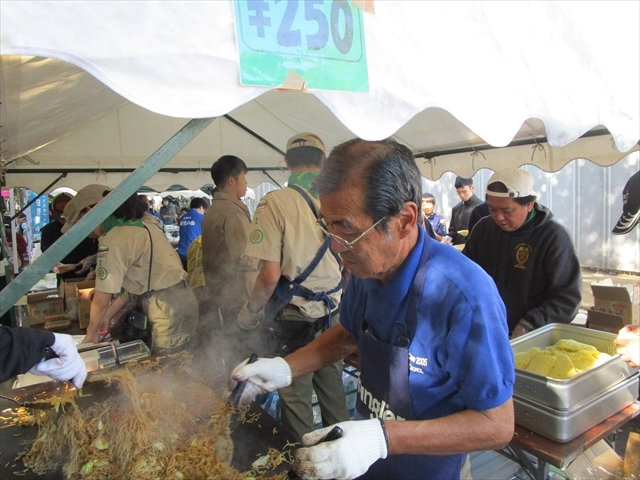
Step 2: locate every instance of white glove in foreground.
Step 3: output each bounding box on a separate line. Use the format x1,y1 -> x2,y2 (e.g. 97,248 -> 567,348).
229,357 -> 292,407
30,333 -> 87,389
295,419 -> 388,480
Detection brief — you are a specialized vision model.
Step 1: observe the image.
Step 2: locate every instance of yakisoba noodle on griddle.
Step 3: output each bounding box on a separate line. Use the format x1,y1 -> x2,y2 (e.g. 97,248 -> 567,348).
18,353 -> 292,479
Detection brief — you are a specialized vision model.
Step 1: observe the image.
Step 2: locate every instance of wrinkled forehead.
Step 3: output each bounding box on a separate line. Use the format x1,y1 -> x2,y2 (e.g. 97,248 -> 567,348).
319,186 -> 368,224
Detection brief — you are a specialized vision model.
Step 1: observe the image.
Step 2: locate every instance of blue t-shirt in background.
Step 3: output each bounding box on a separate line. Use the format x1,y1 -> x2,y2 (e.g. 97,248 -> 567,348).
340,227 -> 514,419
177,208 -> 204,258
427,212 -> 447,237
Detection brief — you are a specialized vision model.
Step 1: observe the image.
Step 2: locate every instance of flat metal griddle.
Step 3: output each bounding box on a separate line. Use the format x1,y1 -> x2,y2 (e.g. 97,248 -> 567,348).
0,356 -> 296,479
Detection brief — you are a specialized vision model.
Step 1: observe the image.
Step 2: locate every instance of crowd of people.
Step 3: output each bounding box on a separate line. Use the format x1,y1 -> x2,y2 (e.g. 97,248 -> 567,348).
1,133 -> 639,480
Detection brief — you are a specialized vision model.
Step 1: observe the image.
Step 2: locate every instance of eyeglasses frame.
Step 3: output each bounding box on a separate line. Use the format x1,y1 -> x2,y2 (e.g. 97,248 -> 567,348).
317,216 -> 387,250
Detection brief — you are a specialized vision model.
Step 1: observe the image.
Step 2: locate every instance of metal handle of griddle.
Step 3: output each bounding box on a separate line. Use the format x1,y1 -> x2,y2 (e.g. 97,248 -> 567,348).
287,425 -> 344,479
44,342 -> 120,366
230,353 -> 258,407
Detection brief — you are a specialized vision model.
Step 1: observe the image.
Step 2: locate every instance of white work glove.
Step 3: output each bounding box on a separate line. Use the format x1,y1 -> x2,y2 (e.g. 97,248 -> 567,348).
295,419 -> 388,480
237,302 -> 264,330
229,357 -> 291,407
30,333 -> 87,389
614,325 -> 640,368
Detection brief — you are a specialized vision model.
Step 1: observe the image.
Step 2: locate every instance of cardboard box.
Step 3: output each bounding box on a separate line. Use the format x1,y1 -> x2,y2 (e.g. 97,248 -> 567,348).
27,284 -> 64,325
63,278 -> 95,321
75,280 -> 95,330
588,281 -> 639,333
587,310 -> 626,334
565,439 -> 623,479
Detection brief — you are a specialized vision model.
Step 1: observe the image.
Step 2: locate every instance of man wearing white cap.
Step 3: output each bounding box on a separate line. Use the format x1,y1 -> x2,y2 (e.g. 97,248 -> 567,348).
463,168 -> 582,338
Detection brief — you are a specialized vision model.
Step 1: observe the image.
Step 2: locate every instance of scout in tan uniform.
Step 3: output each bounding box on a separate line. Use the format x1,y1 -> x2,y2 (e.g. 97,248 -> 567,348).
202,155 -> 255,319
237,133 -> 349,442
62,185 -> 198,352
201,155 -> 259,359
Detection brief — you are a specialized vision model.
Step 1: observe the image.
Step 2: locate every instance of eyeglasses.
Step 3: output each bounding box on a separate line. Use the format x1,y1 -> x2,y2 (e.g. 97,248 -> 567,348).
316,216 -> 386,250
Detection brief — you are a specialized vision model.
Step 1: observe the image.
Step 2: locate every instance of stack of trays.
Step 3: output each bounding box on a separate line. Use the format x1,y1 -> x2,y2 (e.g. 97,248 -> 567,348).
511,323 -> 639,442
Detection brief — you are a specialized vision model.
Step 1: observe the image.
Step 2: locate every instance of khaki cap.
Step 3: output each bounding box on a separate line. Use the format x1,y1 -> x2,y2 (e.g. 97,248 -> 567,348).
61,184 -> 111,233
286,132 -> 326,154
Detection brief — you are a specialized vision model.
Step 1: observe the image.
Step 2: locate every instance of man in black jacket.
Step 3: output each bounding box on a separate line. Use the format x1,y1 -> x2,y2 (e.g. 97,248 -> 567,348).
0,327 -> 87,387
448,176 -> 482,245
463,168 -> 582,338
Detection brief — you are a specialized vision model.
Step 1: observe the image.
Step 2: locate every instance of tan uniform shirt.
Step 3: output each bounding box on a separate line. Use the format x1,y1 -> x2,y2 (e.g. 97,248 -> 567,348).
96,224 -> 187,295
202,192 -> 258,311
244,187 -> 342,318
141,212 -> 164,231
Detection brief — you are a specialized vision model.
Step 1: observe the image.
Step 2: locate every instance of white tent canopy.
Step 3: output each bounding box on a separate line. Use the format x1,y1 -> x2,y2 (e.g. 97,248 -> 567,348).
1,1 -> 638,192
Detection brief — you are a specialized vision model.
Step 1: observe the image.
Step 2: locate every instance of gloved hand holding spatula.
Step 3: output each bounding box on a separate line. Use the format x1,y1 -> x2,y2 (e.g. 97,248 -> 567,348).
229,356 -> 292,407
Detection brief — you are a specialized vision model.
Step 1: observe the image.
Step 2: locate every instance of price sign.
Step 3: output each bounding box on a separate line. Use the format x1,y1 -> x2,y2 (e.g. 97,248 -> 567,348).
234,0 -> 369,92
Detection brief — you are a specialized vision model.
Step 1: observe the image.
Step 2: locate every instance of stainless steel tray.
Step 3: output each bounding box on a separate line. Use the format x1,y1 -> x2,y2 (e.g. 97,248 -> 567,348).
511,323 -> 638,410
513,373 -> 639,443
98,339 -> 151,368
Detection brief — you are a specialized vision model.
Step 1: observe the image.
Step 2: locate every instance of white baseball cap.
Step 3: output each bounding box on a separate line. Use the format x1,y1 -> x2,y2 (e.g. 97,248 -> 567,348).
486,168 -> 535,198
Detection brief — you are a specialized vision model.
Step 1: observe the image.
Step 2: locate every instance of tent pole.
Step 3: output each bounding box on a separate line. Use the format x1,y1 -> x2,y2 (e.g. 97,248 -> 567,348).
415,129 -> 611,160
262,170 -> 283,188
0,117 -> 215,318
224,115 -> 286,156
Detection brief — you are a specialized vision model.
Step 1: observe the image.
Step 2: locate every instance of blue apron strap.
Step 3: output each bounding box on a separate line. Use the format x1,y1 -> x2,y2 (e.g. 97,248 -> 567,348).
402,231 -> 433,342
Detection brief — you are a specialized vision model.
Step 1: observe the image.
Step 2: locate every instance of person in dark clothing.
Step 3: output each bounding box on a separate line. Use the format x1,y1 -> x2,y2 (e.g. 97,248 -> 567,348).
463,168 -> 582,338
468,201 -> 491,233
4,216 -> 27,269
448,176 -> 482,245
159,198 -> 177,225
0,326 -> 87,387
40,193 -> 99,282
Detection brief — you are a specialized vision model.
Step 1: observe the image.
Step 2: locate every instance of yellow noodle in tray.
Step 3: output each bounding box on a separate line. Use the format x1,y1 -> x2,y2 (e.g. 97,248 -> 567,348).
515,338 -> 611,380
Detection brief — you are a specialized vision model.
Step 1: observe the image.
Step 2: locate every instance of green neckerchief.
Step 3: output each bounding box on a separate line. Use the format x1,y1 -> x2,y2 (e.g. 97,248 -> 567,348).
103,214 -> 145,234
288,171 -> 319,199
521,206 -> 537,228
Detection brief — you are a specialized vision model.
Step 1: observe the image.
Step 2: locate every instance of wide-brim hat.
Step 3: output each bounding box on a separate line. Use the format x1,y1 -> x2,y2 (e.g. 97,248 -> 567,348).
61,184 -> 111,233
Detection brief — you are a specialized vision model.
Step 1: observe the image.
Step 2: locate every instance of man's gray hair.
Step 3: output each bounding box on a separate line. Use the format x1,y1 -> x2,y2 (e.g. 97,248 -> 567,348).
314,138 -> 422,232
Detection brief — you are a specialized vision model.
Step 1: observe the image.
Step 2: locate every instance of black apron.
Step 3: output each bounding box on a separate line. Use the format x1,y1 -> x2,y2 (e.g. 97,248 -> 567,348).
354,237 -> 464,479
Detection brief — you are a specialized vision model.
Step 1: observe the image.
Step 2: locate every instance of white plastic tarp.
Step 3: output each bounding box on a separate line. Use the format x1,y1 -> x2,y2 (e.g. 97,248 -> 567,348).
1,1 -> 639,191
